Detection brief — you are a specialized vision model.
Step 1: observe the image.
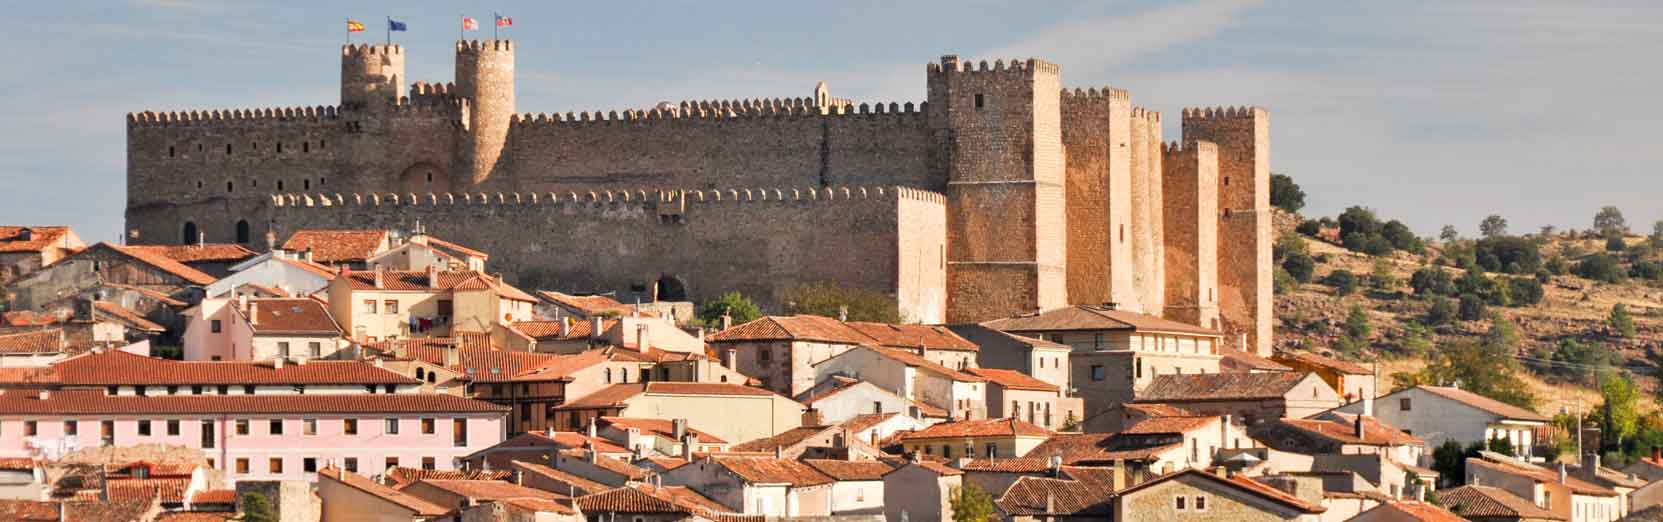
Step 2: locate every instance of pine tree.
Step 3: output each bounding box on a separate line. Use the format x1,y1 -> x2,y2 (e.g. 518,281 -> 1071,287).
1610,303 -> 1637,338
238,492 -> 278,522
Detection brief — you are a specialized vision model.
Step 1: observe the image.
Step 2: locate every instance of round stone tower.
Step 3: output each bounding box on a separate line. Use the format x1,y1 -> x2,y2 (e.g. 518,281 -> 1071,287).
340,44 -> 406,110
455,39 -> 515,188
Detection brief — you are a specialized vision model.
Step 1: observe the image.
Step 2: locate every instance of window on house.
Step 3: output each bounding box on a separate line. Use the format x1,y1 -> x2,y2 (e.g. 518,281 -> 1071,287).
23,421 -> 36,436
437,300 -> 453,316
384,457 -> 398,471
344,419 -> 357,435
64,421 -> 77,436
942,445 -> 952,458
1090,365 -> 1104,381
243,385 -> 255,395
192,385 -> 203,395
235,419 -> 249,435
985,443 -> 997,458
1400,398 -> 1412,411
269,419 -> 283,435
453,419 -> 467,446
1094,333 -> 1103,349
166,386 -> 178,395
422,418 -> 435,434
138,420 -> 151,437
278,342 -> 290,359
362,300 -> 377,314
1194,496 -> 1207,511
422,457 -> 436,470
166,420 -> 180,436
217,385 -> 229,395
385,418 -> 399,434
269,458 -> 284,474
308,342 -> 321,358
1175,496 -> 1186,510
235,458 -> 249,474
304,419 -> 316,435
303,458 -> 317,473
384,300 -> 398,315
344,458 -> 357,473
873,401 -> 883,414
201,421 -> 215,448
211,320 -> 222,333
759,349 -> 771,362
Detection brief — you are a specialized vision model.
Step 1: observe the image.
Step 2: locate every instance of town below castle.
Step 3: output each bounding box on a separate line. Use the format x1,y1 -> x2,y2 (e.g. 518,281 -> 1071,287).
0,38 -> 1631,522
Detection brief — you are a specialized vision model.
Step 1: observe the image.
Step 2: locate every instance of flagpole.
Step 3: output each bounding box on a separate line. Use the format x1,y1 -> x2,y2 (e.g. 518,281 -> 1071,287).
346,18 -> 351,44
385,16 -> 391,46
493,12 -> 498,40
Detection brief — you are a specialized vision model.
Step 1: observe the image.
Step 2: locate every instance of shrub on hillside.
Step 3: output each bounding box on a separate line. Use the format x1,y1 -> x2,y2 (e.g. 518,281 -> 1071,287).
1325,270 -> 1358,296
1473,236 -> 1542,275
1410,267 -> 1456,296
1283,254 -> 1315,284
1424,297 -> 1456,326
1458,294 -> 1488,321
1506,277 -> 1544,307
1576,254 -> 1626,283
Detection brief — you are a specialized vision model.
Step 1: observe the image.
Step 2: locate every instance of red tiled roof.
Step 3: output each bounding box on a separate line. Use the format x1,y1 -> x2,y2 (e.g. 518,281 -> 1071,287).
1221,348 -> 1293,371
536,292 -> 640,317
901,417 -> 1051,441
386,467 -> 511,488
1274,351 -> 1372,375
130,244 -> 256,264
983,305 -> 1221,336
318,467 -> 450,516
645,382 -> 777,397
453,350 -> 563,383
713,457 -> 832,486
498,497 -> 576,514
1437,484 -> 1564,520
996,476 -> 1114,516
1277,413 -> 1423,446
365,333 -> 494,364
3,311 -> 64,327
276,257 -> 338,280
418,236 -> 488,260
0,500 -> 61,521
243,298 -> 341,335
156,513 -> 237,522
106,477 -> 190,502
0,367 -> 57,385
965,368 -> 1057,392
190,489 -> 237,505
0,458 -> 37,471
281,230 -> 387,264
510,319 -> 599,340
512,461 -> 611,497
101,243 -> 217,285
1136,372 -> 1314,402
51,350 -> 414,385
509,350 -> 615,381
1418,386 -> 1549,422
1119,469 -> 1324,514
839,412 -> 899,434
958,458 -> 1053,473
800,459 -> 893,481
63,499 -> 158,521
556,384 -> 647,410
0,329 -> 63,353
1467,457 -> 1616,496
1119,416 -> 1217,435
708,315 -> 872,344
1122,403 -> 1204,418
559,449 -> 650,480
1360,500 -> 1467,522
339,270 -> 537,301
103,283 -> 189,307
863,347 -> 984,382
1022,433 -> 1181,465
731,426 -> 828,452
578,486 -> 683,514
416,479 -> 565,506
844,322 -> 978,351
894,460 -> 963,476
0,389 -> 508,415
92,302 -> 166,333
600,417 -> 726,443
0,226 -> 73,254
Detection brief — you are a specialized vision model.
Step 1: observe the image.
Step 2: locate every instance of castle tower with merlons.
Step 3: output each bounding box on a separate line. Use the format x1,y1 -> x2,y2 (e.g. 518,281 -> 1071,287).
124,42 -> 1273,354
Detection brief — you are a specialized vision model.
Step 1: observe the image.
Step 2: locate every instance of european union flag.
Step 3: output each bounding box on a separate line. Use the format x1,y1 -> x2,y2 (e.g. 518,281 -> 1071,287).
388,19 -> 408,31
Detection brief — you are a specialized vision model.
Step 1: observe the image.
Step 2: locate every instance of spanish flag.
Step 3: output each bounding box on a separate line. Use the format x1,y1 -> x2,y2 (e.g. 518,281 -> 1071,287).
347,20 -> 366,33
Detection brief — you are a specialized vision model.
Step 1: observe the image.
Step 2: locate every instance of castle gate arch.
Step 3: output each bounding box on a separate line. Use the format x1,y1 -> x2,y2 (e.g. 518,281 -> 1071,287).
399,162 -> 451,194
655,274 -> 688,302
181,221 -> 198,245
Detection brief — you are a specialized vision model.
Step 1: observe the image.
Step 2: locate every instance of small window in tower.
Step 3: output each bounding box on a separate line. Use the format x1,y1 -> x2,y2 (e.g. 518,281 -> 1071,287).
196,181 -> 203,189
974,94 -> 985,109
226,144 -> 232,155
304,179 -> 310,190
197,143 -> 204,152
302,142 -> 309,153
251,142 -> 257,151
1224,176 -> 1230,186
226,181 -> 234,193
426,172 -> 433,183
1120,224 -> 1126,242
320,177 -> 326,186
320,140 -> 326,149
251,179 -> 257,188
277,142 -> 283,153
277,180 -> 284,191
168,146 -> 175,158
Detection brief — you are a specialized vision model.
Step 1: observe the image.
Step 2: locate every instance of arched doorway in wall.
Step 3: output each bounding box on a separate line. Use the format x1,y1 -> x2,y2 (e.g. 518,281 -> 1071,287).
234,220 -> 251,244
181,222 -> 198,245
399,162 -> 451,194
655,274 -> 688,302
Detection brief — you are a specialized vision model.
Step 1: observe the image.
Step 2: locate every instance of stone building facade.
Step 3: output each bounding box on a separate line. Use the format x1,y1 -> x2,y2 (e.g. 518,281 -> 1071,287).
126,41 -> 1272,351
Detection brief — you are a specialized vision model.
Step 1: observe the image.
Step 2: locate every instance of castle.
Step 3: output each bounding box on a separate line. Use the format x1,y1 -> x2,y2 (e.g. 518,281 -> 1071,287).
125,41 -> 1272,354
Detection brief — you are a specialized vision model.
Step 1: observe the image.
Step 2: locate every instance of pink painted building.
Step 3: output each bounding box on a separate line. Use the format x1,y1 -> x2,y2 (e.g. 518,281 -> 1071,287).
0,389 -> 507,484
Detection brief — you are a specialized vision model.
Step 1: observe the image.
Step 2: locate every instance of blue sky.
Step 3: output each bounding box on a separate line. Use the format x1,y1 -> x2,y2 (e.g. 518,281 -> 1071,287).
3,1 -> 1660,242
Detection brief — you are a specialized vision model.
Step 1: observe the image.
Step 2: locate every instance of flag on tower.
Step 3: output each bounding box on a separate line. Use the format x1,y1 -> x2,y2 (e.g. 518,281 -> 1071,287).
462,17 -> 478,31
495,14 -> 513,27
346,20 -> 366,33
388,19 -> 408,32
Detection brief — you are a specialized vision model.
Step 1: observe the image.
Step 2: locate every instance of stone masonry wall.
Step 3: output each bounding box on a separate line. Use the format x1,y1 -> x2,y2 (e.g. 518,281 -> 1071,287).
1060,88 -> 1136,309
266,187 -> 947,323
1161,141 -> 1220,329
1182,107 -> 1271,356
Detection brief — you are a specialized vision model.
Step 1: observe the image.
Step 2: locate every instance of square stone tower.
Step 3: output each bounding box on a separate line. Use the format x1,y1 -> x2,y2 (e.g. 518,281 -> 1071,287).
929,56 -> 1068,322
1182,107 -> 1271,355
1162,140 -> 1221,330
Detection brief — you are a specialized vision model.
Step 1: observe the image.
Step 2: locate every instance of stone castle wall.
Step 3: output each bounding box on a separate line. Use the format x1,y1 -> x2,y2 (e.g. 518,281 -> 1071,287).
265,187 -> 948,323
1182,107 -> 1271,355
1060,88 -> 1135,310
1161,141 -> 1219,329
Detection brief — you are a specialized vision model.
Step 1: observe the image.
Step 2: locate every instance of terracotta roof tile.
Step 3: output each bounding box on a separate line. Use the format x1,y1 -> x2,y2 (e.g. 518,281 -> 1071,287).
536,292 -> 641,317
644,382 -> 777,397
578,485 -> 683,514
512,461 -> 611,497
800,459 -> 893,481
51,350 -> 414,385
965,368 -> 1057,392
1136,372 -> 1313,402
0,226 -> 73,254
416,479 -> 565,505
130,244 -> 256,264
558,449 -> 650,480
100,243 -> 217,285
0,329 -> 63,353
838,413 -> 899,434
62,499 -> 157,521
190,489 -> 237,505
106,477 -> 190,502
3,311 -> 64,327
958,458 -> 1052,473
844,322 -> 977,351
339,270 -> 537,302
1274,351 -> 1372,375
1273,414 -> 1423,446
281,230 -> 388,264
731,426 -> 828,452
1466,457 -> 1616,496
156,512 -> 238,522
995,476 -> 1114,516
102,283 -> 189,307
92,302 -> 166,332
708,315 -> 872,345
0,500 -> 58,521
1022,433 -> 1180,465
901,418 -> 1051,441
600,417 -> 726,444
902,460 -> 963,476
0,389 -> 507,415
386,467 -> 511,488
1119,416 -> 1217,435
556,384 -> 647,410
862,347 -> 984,382
319,467 -> 450,516
983,305 -> 1220,336
1221,348 -> 1293,371
1360,500 -> 1467,522
1418,386 -> 1549,422
243,298 -> 341,335
1436,484 -> 1564,520
712,457 -> 832,486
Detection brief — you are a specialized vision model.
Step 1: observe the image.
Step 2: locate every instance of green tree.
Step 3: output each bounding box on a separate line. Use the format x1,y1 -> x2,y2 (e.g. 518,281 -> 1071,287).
1282,253 -> 1316,284
1325,270 -> 1358,296
1060,411 -> 1080,432
1487,435 -> 1515,456
1410,267 -> 1456,296
1607,235 -> 1628,252
1273,267 -> 1298,294
1457,294 -> 1488,321
1424,296 -> 1456,326
1610,303 -> 1637,338
1505,277 -> 1544,307
1413,322 -> 1536,410
1371,258 -> 1399,291
1479,214 -> 1509,238
1338,304 -> 1371,355
1270,173 -> 1305,213
1575,253 -> 1626,283
1439,225 -> 1460,242
698,292 -> 762,327
1601,372 -> 1641,452
1651,220 -> 1663,247
1382,220 -> 1424,254
237,492 -> 279,522
1545,255 -> 1570,275
1430,439 -> 1468,487
1547,339 -> 1611,385
1595,206 -> 1628,237
949,483 -> 996,522
1397,323 -> 1433,357
783,283 -> 902,323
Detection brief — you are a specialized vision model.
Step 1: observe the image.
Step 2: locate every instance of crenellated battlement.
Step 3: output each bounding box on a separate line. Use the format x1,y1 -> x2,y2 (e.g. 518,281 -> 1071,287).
341,43 -> 403,58
1160,140 -> 1218,156
1181,106 -> 1264,120
927,55 -> 1060,76
409,81 -> 458,99
456,39 -> 512,53
1059,86 -> 1129,102
126,106 -> 340,128
269,185 -> 944,208
509,99 -> 926,128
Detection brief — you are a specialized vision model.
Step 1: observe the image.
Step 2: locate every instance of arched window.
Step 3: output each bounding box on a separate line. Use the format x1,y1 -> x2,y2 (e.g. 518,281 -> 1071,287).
181,222 -> 198,244
415,368 -> 426,380
234,220 -> 250,244
604,369 -> 612,384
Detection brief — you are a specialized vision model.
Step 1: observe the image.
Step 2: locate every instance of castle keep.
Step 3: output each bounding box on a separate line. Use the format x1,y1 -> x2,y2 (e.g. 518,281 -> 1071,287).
125,41 -> 1273,353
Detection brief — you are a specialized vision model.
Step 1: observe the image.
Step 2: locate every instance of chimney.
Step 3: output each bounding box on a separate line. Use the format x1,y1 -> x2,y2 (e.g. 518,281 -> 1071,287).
590,317 -> 604,342
636,324 -> 651,353
1362,395 -> 1374,418
560,317 -> 572,338
837,305 -> 848,322
1354,414 -> 1364,439
1111,459 -> 1125,491
296,357 -> 307,366
1047,455 -> 1062,477
514,470 -> 524,486
672,419 -> 687,440
774,446 -> 784,459
426,265 -> 438,289
1583,453 -> 1600,473
1558,463 -> 1568,485
304,247 -> 314,263
720,313 -> 732,331
587,444 -> 599,464
39,390 -> 51,400
586,418 -> 597,438
372,358 -> 383,368
443,345 -> 459,369
273,357 -> 284,369
373,266 -> 385,289
247,302 -> 258,325
681,434 -> 698,462
802,409 -> 824,428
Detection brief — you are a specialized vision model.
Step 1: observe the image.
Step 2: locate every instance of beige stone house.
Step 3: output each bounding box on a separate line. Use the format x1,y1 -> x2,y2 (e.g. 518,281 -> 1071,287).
550,382 -> 804,445
983,304 -> 1224,431
796,377 -> 950,425
182,296 -> 347,361
326,266 -> 538,342
1273,350 -> 1378,403
1335,385 -> 1550,462
0,226 -> 84,287
1133,371 -> 1343,426
367,233 -> 488,272
947,324 -> 1074,396
900,417 -> 1053,459
1465,454 -> 1622,522
708,315 -> 869,397
966,367 -> 1083,431
883,459 -> 964,522
1113,469 -> 1326,521
813,345 -> 987,420
317,466 -> 451,521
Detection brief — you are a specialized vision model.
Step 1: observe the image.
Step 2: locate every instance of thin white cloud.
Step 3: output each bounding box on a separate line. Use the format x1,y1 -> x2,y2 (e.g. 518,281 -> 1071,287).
987,0 -> 1264,73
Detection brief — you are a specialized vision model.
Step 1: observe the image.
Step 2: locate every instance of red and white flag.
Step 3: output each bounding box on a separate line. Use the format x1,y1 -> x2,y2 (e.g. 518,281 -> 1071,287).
495,14 -> 513,27
462,17 -> 478,31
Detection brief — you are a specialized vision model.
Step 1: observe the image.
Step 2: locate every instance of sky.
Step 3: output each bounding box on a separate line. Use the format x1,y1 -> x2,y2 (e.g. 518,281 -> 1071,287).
2,1 -> 1660,243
